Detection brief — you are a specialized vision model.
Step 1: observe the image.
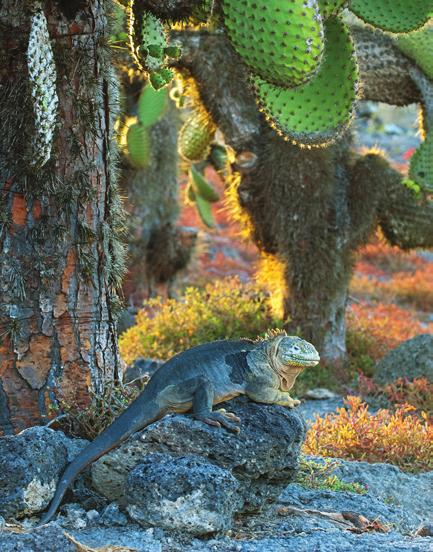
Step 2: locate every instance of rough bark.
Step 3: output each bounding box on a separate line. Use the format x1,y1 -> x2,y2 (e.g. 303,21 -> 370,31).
0,1 -> 124,433
175,29 -> 433,366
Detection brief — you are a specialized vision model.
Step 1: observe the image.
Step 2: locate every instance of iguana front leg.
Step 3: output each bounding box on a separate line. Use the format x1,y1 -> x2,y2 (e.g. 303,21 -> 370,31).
246,384 -> 300,408
191,377 -> 241,433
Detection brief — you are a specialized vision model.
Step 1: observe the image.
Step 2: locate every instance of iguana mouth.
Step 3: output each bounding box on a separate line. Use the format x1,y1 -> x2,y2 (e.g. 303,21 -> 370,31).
285,354 -> 320,366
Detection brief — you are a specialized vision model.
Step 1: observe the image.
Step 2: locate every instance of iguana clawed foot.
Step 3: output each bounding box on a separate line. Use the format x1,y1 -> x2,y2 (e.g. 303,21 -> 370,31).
194,409 -> 241,433
288,399 -> 301,407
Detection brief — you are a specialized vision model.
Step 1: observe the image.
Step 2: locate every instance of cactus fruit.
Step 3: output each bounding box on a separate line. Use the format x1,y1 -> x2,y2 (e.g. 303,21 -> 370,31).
137,85 -> 167,127
319,1 -> 347,18
178,109 -> 216,162
126,123 -> 151,168
27,3 -> 58,167
409,134 -> 433,192
189,165 -> 220,202
222,0 -> 324,88
349,0 -> 433,34
195,191 -> 216,228
253,17 -> 358,146
396,24 -> 433,81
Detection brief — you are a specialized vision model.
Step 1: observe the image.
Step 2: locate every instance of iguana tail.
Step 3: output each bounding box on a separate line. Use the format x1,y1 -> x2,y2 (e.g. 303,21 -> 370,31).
39,396 -> 162,525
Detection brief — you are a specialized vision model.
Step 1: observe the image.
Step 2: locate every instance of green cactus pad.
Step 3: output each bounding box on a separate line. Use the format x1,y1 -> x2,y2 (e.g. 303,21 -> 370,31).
319,1 -> 347,18
409,134 -> 433,192
253,17 -> 358,146
137,85 -> 167,128
210,144 -> 229,171
195,193 -> 216,228
396,24 -> 433,80
349,0 -> 433,33
190,166 -> 220,202
141,11 -> 167,71
178,110 -> 216,162
186,182 -> 196,202
222,0 -> 324,88
127,123 -> 151,169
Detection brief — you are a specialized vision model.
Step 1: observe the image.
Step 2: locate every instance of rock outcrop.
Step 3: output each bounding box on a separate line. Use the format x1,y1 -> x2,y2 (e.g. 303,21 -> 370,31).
0,426 -> 87,519
91,397 -> 306,522
374,334 -> 433,384
126,453 -> 241,535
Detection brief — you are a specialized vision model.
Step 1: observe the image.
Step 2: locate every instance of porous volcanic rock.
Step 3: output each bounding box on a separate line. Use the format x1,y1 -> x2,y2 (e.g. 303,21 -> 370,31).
126,453 -> 241,535
374,334 -> 433,384
0,426 -> 87,519
0,524 -> 77,552
92,396 -> 306,513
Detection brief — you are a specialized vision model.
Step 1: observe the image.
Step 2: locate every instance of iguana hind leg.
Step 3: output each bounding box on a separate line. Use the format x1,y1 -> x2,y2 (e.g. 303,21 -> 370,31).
192,377 -> 241,433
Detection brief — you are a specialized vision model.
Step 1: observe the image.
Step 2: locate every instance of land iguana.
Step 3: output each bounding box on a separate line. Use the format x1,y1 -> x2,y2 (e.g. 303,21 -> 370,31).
40,333 -> 319,524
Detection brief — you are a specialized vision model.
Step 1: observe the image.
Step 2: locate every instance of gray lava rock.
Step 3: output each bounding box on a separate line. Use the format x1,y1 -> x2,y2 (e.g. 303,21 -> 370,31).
280,483 -> 421,533
59,503 -> 88,529
181,532 -> 433,551
92,397 -> 305,513
330,458 -> 433,525
69,526 -> 163,552
126,453 -> 241,535
98,502 -> 128,527
0,524 -> 76,552
304,388 -> 339,400
374,334 -> 433,384
0,426 -> 86,519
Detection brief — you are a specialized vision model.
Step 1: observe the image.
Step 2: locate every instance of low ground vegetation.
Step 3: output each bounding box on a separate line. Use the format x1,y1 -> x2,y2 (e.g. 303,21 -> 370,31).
303,396 -> 432,473
116,237 -> 433,475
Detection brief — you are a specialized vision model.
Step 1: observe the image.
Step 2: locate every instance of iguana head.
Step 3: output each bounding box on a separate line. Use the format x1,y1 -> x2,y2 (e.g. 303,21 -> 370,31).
267,334 -> 320,391
274,335 -> 320,368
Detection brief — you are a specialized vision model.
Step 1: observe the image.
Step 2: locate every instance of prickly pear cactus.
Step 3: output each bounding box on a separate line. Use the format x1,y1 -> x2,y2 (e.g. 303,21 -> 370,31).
137,85 -> 168,128
126,0 -> 179,88
396,24 -> 433,81
254,17 -> 358,146
349,0 -> 433,34
27,2 -> 58,167
319,0 -> 347,18
178,109 -> 216,162
126,123 -> 151,168
408,133 -> 433,192
189,165 -> 220,202
222,0 -> 324,88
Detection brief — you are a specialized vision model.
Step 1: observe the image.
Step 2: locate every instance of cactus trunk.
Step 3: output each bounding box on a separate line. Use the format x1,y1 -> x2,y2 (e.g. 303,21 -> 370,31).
0,1 -> 125,434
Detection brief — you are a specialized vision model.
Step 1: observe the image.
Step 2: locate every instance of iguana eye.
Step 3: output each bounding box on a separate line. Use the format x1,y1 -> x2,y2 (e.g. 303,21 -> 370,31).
291,345 -> 301,353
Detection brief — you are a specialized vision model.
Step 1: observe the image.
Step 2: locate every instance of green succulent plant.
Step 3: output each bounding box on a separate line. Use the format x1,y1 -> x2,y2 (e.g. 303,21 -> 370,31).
396,24 -> 433,81
126,122 -> 151,169
189,165 -> 220,202
137,85 -> 168,127
254,17 -> 358,146
222,0 -> 324,88
126,0 -> 180,88
349,0 -> 433,34
408,134 -> 433,192
218,0 -> 433,155
319,0 -> 348,18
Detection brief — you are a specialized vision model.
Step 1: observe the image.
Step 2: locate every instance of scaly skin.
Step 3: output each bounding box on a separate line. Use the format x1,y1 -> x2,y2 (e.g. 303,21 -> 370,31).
39,334 -> 319,525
